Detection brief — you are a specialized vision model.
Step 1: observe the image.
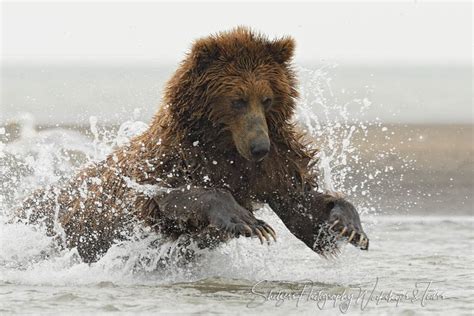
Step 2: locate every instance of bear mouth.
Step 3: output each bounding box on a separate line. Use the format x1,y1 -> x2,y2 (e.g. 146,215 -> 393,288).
253,155 -> 267,162
235,144 -> 269,163
239,150 -> 268,163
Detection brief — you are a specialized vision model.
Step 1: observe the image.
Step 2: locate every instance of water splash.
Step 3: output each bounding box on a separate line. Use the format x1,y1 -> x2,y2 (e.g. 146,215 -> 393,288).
0,66 -> 415,286
296,65 -> 415,216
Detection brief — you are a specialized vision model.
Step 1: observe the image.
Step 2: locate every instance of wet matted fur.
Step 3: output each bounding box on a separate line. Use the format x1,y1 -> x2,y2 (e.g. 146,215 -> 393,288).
18,27 -> 368,263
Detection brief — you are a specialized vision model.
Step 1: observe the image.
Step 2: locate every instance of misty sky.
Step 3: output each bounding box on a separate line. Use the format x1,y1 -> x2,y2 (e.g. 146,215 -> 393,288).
2,1 -> 472,65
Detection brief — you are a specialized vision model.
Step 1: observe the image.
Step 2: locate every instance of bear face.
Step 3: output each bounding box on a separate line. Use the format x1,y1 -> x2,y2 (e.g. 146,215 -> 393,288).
163,27 -> 299,163
210,75 -> 273,161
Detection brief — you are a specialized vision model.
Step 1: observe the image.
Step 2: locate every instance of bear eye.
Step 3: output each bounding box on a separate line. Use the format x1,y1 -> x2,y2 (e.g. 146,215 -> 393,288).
262,97 -> 273,109
232,99 -> 247,109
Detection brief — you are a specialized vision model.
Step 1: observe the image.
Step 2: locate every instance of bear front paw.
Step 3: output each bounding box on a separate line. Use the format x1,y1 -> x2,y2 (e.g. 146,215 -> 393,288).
204,189 -> 276,244
207,208 -> 276,244
327,200 -> 369,250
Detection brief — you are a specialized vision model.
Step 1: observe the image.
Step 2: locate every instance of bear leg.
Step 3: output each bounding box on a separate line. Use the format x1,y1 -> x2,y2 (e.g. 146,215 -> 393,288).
268,191 -> 369,257
152,187 -> 276,244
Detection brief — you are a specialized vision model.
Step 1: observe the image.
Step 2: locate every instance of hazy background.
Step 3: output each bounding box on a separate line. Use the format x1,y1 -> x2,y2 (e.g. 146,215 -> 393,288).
1,1 -> 472,125
0,1 -> 473,215
2,2 -> 471,63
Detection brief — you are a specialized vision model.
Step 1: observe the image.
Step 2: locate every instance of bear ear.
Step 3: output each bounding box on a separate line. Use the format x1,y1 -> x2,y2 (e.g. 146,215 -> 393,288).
267,36 -> 295,64
190,38 -> 219,73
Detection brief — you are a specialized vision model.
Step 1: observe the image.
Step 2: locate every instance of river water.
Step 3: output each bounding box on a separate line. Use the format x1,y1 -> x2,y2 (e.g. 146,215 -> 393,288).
0,65 -> 472,314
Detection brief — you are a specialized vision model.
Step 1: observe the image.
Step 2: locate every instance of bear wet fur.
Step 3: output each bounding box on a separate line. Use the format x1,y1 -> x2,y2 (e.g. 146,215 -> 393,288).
18,28 -> 369,263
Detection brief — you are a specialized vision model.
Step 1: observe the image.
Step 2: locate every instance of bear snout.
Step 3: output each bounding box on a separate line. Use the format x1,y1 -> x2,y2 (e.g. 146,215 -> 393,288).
250,137 -> 270,161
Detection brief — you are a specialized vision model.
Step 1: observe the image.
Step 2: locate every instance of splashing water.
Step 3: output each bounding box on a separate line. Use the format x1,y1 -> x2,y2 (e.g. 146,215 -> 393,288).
296,64 -> 416,216
2,65 -> 458,315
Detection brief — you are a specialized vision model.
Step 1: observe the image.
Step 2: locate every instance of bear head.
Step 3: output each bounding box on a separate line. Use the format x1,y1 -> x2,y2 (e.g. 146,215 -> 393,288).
163,27 -> 299,162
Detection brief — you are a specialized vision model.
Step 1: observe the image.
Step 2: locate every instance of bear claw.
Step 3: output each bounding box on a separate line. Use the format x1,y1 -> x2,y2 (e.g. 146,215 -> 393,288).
358,235 -> 369,250
219,218 -> 276,244
338,227 -> 348,238
252,222 -> 276,244
327,201 -> 369,251
348,231 -> 356,242
329,220 -> 369,251
254,228 -> 265,244
329,220 -> 339,230
257,220 -> 277,242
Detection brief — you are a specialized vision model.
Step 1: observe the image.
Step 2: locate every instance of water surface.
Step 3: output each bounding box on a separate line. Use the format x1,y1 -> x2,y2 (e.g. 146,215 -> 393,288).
1,65 -> 472,314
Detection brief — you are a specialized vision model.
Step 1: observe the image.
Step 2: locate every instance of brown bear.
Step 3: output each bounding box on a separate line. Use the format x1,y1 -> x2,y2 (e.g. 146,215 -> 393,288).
17,27 -> 369,263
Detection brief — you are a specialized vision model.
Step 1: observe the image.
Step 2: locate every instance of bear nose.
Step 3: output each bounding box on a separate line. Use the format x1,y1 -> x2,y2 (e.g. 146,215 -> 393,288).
250,139 -> 270,161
